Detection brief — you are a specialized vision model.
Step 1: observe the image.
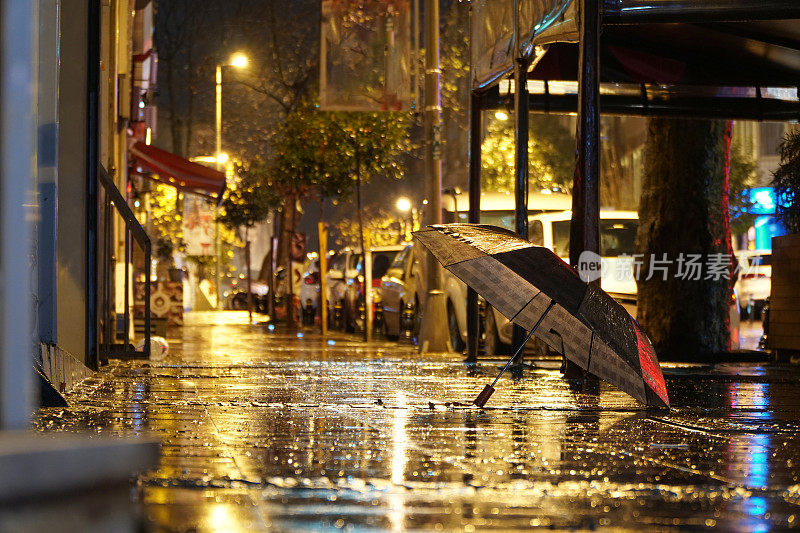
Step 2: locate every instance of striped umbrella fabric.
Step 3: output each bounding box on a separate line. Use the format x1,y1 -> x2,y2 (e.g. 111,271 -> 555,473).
414,224 -> 669,409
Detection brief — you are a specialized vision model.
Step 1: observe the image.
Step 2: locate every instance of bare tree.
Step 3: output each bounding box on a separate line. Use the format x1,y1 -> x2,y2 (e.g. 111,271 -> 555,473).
153,0 -> 212,156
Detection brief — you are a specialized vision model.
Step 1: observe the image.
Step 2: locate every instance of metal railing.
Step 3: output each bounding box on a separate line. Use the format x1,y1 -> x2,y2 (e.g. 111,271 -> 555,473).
98,165 -> 150,361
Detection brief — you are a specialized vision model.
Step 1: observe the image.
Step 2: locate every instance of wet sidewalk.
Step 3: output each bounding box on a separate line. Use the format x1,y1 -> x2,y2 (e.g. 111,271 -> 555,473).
35,311 -> 800,531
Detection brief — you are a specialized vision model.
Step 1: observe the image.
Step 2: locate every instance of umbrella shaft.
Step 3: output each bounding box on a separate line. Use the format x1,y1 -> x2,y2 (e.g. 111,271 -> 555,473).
491,300 -> 555,388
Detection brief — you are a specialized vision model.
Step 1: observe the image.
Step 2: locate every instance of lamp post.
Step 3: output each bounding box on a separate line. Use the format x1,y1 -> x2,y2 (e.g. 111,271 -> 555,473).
214,52 -> 248,309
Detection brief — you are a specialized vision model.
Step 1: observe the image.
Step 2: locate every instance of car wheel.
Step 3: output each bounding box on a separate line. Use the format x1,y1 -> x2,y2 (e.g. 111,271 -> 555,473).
344,299 -> 355,333
412,297 -> 422,346
447,301 -> 466,353
484,307 -> 511,356
231,293 -> 247,310
739,305 -> 749,321
383,317 -> 399,341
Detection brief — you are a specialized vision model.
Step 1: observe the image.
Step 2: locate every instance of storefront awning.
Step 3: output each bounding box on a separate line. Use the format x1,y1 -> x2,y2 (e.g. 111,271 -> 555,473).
129,141 -> 226,198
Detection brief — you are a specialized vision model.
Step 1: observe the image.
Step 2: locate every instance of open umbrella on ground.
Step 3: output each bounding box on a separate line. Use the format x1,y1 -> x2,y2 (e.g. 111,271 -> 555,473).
413,224 -> 669,409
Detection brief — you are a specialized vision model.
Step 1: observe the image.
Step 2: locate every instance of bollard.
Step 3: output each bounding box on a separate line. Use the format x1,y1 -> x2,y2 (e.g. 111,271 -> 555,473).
302,299 -> 315,326
333,300 -> 343,330
400,301 -> 416,344
374,302 -> 384,333
357,301 -> 366,333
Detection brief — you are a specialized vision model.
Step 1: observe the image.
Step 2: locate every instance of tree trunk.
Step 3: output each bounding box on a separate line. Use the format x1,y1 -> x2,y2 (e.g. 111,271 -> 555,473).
285,194 -> 297,326
636,118 -> 732,360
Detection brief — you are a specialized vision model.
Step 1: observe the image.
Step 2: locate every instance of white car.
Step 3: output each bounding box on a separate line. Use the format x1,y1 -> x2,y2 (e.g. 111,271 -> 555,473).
324,245 -> 406,332
482,210 -> 741,353
437,191 -> 572,352
735,250 -> 771,318
483,210 -> 639,354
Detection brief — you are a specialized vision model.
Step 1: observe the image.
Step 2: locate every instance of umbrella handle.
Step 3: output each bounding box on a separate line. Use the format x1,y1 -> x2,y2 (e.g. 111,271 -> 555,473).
490,299 -> 555,388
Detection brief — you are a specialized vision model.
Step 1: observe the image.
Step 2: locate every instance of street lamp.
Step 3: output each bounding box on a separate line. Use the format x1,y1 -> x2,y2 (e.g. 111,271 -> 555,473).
396,197 -> 412,241
214,53 -> 248,309
215,52 -> 248,166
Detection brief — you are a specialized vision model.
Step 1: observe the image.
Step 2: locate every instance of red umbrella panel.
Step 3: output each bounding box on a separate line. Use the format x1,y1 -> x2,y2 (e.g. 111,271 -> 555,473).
413,223 -> 669,409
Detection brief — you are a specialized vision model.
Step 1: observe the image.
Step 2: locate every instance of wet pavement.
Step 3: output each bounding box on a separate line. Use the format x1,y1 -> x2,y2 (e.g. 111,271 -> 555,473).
34,311 -> 800,532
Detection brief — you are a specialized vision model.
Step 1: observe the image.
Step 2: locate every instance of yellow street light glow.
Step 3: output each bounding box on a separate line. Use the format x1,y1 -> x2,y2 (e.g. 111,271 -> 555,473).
396,197 -> 411,212
495,110 -> 509,121
216,153 -> 229,164
230,53 -> 248,68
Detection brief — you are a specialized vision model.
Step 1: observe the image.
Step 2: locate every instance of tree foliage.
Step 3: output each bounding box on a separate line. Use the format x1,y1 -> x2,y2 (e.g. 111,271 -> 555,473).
217,159 -> 280,230
481,115 -> 574,194
728,140 -> 759,235
271,104 -> 411,204
334,205 -> 406,248
772,128 -> 800,234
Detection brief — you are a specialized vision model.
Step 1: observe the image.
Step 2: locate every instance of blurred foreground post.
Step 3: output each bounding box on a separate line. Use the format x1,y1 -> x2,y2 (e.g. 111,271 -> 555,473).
418,0 -> 449,353
0,0 -> 34,428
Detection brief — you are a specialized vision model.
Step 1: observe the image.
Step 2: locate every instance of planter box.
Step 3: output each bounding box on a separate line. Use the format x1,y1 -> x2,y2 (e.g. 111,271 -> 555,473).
768,233 -> 800,355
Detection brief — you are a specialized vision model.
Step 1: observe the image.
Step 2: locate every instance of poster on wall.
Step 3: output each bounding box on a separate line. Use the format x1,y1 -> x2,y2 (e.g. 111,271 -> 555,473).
183,194 -> 215,256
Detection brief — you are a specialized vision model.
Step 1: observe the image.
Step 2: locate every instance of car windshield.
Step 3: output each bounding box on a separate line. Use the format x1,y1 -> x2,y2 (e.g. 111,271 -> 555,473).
443,209 -> 516,230
355,250 -> 401,279
390,246 -> 411,270
551,219 -> 638,257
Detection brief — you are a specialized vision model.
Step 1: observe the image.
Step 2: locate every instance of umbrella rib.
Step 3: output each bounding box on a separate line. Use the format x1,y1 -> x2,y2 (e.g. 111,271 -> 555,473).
509,289 -> 542,323
490,299 -> 556,389
586,331 -> 595,371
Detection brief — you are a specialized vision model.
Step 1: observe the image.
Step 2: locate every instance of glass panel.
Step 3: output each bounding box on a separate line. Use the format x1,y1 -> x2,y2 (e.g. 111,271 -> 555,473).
550,219 -> 639,258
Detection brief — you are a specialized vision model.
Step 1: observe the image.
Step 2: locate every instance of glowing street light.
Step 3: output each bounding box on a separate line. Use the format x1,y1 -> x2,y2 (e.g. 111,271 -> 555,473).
229,52 -> 248,68
495,110 -> 509,121
396,197 -> 411,212
396,197 -> 412,241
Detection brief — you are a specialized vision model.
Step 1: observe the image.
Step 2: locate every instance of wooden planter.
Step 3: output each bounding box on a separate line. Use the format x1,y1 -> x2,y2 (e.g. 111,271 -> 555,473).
768,233 -> 800,361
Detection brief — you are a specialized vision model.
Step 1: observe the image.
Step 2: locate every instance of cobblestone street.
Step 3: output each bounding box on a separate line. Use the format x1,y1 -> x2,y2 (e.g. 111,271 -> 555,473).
34,311 -> 800,531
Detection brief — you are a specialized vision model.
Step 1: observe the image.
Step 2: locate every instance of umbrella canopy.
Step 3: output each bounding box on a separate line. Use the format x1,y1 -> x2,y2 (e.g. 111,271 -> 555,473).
413,224 -> 669,409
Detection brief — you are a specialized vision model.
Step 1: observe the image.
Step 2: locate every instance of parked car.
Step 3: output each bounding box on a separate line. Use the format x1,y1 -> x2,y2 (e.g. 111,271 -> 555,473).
342,245 -> 405,332
324,249 -> 360,329
225,278 -> 270,313
380,244 -> 420,340
734,250 -> 771,319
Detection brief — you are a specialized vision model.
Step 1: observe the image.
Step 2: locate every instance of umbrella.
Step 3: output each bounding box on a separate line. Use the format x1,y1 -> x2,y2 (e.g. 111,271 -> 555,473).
413,223 -> 669,409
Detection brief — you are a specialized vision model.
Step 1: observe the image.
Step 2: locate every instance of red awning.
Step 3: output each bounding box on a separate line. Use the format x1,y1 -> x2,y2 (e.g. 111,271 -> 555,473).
129,141 -> 226,197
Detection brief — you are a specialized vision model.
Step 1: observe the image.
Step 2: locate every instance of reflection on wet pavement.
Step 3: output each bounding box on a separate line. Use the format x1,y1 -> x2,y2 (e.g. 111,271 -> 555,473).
35,311 -> 800,531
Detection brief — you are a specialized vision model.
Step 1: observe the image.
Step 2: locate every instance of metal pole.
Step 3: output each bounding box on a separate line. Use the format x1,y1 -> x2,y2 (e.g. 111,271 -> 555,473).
418,0 -> 449,353
124,229 -> 130,350
365,230 -> 373,343
566,0 -> 601,378
86,0 -> 101,370
570,0 -> 601,271
512,56 -> 530,361
466,90 -> 482,362
144,241 -> 152,359
246,236 -> 252,322
215,65 -> 223,309
319,222 -> 328,336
